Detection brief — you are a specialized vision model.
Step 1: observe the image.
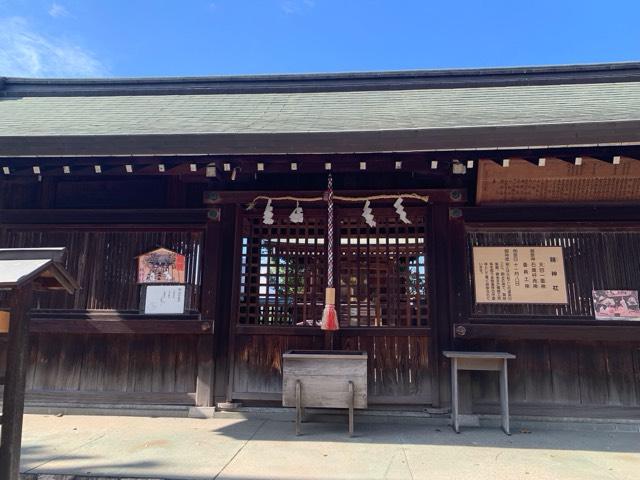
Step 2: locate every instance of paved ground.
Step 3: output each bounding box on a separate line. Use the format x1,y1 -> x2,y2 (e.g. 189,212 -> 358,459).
19,413 -> 640,480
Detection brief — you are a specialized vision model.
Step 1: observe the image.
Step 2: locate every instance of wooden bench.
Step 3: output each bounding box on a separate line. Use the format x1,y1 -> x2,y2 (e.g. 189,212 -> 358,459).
443,351 -> 516,435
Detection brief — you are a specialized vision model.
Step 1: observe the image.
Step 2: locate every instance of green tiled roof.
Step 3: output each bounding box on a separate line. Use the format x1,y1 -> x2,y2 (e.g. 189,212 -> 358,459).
1,82 -> 639,136
1,63 -> 639,156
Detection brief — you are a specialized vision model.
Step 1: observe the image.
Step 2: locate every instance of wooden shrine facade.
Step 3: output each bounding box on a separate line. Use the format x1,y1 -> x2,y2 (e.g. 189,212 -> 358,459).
1,63 -> 640,419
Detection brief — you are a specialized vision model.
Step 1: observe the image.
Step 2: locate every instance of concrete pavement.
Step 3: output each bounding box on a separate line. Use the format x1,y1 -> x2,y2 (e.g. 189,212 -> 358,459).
19,413 -> 640,480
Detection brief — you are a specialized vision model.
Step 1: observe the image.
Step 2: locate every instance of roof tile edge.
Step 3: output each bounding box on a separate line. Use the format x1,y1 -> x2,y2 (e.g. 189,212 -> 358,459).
2,61 -> 640,97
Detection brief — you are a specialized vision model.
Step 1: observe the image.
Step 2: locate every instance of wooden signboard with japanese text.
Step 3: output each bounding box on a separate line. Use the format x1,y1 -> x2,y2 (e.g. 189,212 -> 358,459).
473,246 -> 568,304
476,157 -> 640,204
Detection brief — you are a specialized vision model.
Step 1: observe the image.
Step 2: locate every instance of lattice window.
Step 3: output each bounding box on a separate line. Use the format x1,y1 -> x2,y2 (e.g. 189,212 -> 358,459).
237,213 -> 326,326
338,208 -> 428,327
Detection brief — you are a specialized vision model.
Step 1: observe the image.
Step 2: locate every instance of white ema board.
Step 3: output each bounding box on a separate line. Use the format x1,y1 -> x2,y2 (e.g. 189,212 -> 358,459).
143,285 -> 186,314
472,246 -> 568,304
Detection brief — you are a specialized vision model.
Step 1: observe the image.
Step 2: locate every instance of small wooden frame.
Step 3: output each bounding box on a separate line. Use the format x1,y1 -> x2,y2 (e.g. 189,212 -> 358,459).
136,248 -> 186,284
282,350 -> 367,436
443,351 -> 516,435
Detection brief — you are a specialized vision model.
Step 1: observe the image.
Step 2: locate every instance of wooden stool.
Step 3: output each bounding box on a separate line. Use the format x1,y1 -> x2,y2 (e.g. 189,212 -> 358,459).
443,351 -> 516,435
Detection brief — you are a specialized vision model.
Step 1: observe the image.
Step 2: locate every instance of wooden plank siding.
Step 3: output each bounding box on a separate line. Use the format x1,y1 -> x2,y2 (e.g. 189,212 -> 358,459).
0,334 -> 198,404
467,340 -> 640,415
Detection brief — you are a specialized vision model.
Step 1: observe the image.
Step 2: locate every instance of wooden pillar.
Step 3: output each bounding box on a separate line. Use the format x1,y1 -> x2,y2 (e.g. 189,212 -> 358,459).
0,283 -> 33,480
215,205 -> 237,403
223,204 -> 243,404
195,221 -> 222,407
446,208 -> 468,408
195,335 -> 215,407
429,205 -> 451,408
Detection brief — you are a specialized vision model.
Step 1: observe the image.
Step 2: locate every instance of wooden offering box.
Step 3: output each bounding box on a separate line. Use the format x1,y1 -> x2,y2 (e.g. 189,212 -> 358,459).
282,350 -> 367,435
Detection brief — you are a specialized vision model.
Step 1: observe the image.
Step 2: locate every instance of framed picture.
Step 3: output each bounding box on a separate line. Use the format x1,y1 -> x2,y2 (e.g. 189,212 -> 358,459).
592,290 -> 640,321
137,248 -> 186,284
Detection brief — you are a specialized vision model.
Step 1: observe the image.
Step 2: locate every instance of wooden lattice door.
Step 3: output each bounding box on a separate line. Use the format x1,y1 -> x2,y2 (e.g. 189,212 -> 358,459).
229,205 -> 434,405
337,208 -> 429,328
336,206 -> 433,404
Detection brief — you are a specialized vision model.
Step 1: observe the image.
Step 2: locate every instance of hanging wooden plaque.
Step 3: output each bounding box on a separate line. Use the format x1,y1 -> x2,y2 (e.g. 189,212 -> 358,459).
476,157 -> 640,204
137,248 -> 186,284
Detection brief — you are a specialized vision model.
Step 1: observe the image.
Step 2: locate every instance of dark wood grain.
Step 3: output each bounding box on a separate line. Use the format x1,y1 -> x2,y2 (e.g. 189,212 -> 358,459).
0,284 -> 33,480
454,323 -> 640,342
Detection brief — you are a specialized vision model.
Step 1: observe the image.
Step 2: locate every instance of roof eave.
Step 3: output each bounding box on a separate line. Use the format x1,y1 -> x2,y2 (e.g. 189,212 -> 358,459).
1,121 -> 639,157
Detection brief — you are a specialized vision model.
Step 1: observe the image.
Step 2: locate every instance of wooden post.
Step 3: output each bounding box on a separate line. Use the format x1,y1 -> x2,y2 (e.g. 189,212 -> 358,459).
348,381 -> 354,436
450,357 -> 459,433
324,331 -> 334,350
295,380 -> 302,436
196,221 -> 222,407
500,359 -> 511,435
0,283 -> 33,480
195,336 -> 215,407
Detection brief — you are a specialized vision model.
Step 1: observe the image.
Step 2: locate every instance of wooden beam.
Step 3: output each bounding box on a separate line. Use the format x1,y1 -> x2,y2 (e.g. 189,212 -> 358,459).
234,325 -> 430,336
457,205 -> 640,223
204,189 -> 467,206
21,390 -> 196,405
454,323 -> 640,342
2,121 -> 640,156
29,311 -> 210,335
0,208 -> 212,226
0,283 -> 33,480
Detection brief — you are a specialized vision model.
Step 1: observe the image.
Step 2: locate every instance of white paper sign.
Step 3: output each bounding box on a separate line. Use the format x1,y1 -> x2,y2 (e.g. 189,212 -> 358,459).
144,285 -> 186,314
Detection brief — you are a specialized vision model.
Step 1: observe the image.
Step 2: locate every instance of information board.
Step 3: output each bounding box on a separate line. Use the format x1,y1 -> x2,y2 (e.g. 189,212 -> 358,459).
472,246 -> 568,304
143,284 -> 187,314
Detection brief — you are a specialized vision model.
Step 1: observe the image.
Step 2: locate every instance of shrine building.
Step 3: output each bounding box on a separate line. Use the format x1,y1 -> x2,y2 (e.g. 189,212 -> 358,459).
0,62 -> 639,420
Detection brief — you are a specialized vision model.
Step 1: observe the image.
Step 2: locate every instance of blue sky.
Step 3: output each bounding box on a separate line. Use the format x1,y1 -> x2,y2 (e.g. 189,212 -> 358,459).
0,1 -> 639,78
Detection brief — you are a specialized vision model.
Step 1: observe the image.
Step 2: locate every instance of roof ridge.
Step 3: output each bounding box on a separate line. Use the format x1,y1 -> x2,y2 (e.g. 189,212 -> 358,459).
2,62 -> 640,97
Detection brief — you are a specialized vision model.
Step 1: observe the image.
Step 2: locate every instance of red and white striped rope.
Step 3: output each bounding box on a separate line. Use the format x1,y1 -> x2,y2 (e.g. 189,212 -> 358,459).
327,173 -> 334,288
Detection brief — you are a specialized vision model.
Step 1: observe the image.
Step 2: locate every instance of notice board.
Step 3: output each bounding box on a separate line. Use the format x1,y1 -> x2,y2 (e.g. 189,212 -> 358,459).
472,246 -> 568,304
476,157 -> 640,204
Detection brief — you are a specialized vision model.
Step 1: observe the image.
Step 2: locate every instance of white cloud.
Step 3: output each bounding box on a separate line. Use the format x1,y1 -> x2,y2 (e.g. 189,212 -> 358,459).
48,2 -> 69,18
280,0 -> 315,15
0,17 -> 107,77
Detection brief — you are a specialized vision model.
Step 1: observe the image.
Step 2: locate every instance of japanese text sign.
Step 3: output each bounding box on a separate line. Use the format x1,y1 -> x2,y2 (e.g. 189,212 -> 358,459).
472,246 -> 568,304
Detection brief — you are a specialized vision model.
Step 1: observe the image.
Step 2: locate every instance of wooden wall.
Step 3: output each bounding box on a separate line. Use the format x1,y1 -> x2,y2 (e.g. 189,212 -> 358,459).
468,339 -> 640,417
0,177 -> 211,405
0,229 -> 203,311
2,175 -> 640,418
21,334 -> 198,404
230,331 -> 432,404
0,333 -> 200,404
450,206 -> 640,417
232,333 -> 324,400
